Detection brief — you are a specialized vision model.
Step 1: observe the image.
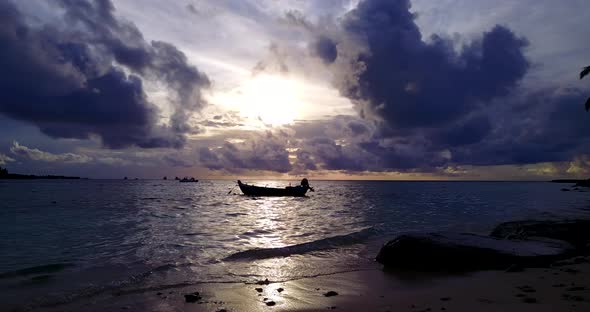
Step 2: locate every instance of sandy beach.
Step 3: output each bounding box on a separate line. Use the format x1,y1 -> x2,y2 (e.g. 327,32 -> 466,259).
34,254 -> 590,312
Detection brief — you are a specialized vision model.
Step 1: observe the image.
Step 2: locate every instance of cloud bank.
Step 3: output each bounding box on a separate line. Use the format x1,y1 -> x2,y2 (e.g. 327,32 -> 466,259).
0,0 -> 209,149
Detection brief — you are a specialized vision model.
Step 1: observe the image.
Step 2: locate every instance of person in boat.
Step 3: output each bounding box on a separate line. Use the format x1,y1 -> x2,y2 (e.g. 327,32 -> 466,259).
297,178 -> 314,192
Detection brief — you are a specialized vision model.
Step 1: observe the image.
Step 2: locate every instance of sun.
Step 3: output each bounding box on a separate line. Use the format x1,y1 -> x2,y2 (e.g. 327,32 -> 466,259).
236,74 -> 301,126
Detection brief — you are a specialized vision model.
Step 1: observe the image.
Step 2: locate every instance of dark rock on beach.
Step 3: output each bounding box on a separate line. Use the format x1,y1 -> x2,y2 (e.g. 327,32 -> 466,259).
324,291 -> 339,297
184,291 -> 202,303
256,278 -> 270,285
376,232 -> 572,271
522,297 -> 537,303
491,219 -> 590,249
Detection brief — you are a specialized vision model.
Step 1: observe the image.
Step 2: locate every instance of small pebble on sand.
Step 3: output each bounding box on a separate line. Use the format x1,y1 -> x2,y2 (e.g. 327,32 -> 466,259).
522,297 -> 537,304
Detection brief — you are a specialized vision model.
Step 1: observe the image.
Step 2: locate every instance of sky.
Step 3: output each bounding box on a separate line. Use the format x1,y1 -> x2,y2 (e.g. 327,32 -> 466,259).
1,0 -> 590,180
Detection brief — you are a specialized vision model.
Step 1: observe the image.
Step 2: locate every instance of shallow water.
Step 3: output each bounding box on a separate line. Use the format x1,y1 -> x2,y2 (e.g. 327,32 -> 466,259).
1,180 -> 589,308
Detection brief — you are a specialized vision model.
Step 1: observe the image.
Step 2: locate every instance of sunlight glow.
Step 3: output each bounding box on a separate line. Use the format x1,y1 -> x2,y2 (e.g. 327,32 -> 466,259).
210,74 -> 302,127
238,74 -> 301,126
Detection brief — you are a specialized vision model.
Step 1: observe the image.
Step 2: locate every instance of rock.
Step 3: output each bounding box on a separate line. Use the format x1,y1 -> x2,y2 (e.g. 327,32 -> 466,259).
256,279 -> 270,285
184,292 -> 202,303
522,297 -> 537,303
562,294 -> 585,301
277,287 -> 284,293
491,219 -> 590,249
324,291 -> 338,297
265,301 -> 276,306
255,287 -> 263,293
561,188 -> 571,192
376,232 -> 573,271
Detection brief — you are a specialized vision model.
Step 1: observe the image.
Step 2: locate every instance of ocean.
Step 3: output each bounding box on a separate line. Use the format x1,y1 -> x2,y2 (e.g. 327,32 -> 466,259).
1,180 -> 589,309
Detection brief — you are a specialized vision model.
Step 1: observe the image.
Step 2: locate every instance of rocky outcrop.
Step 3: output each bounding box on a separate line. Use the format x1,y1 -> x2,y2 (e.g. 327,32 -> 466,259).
376,232 -> 573,271
490,220 -> 590,249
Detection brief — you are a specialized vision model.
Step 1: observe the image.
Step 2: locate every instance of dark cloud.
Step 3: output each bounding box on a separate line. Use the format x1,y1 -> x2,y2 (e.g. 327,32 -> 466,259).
0,0 -> 209,149
186,4 -> 198,15
347,120 -> 370,136
333,0 -> 529,130
432,114 -> 492,148
312,36 -> 338,64
450,89 -> 590,167
284,10 -> 312,30
164,155 -> 195,168
302,137 -> 367,171
199,131 -> 292,173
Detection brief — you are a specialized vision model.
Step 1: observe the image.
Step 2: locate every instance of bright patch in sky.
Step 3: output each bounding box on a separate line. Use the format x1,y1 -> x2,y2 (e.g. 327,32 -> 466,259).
240,74 -> 301,126
209,73 -> 352,126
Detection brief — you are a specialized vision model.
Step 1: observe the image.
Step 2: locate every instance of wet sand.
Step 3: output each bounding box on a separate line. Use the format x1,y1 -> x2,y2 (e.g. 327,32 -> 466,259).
37,255 -> 590,312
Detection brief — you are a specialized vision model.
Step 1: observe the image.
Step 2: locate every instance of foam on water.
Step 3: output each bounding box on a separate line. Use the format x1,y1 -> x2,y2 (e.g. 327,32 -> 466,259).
225,227 -> 379,261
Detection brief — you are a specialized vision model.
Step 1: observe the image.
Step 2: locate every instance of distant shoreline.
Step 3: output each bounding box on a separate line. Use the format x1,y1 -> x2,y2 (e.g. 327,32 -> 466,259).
0,173 -> 83,180
550,179 -> 588,183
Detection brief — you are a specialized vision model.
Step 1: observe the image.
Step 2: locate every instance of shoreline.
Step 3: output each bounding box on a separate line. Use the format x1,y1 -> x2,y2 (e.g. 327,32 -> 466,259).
30,254 -> 590,312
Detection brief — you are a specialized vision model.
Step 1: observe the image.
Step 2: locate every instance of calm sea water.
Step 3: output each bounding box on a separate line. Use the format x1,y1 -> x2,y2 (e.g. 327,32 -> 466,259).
1,180 -> 589,308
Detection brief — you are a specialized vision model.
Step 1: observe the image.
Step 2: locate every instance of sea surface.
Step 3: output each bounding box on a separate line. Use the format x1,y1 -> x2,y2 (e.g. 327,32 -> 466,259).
1,180 -> 589,309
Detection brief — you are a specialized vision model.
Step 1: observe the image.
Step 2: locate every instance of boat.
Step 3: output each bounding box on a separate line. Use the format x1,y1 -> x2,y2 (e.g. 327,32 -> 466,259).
179,177 -> 198,183
237,178 -> 314,197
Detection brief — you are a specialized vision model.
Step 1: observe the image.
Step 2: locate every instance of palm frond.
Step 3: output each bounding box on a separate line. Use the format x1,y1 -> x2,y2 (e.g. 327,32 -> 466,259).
581,66 -> 590,79
585,97 -> 590,111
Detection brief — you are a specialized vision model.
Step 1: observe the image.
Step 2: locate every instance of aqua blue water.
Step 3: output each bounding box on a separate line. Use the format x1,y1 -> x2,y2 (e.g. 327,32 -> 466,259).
1,180 -> 589,309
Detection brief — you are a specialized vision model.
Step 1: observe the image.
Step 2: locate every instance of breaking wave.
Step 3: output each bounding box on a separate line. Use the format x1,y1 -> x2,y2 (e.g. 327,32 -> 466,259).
224,227 -> 378,261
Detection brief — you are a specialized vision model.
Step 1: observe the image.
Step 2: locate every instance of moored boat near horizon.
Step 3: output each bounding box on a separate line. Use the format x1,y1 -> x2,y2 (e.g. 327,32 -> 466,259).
237,178 -> 314,197
179,177 -> 199,183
